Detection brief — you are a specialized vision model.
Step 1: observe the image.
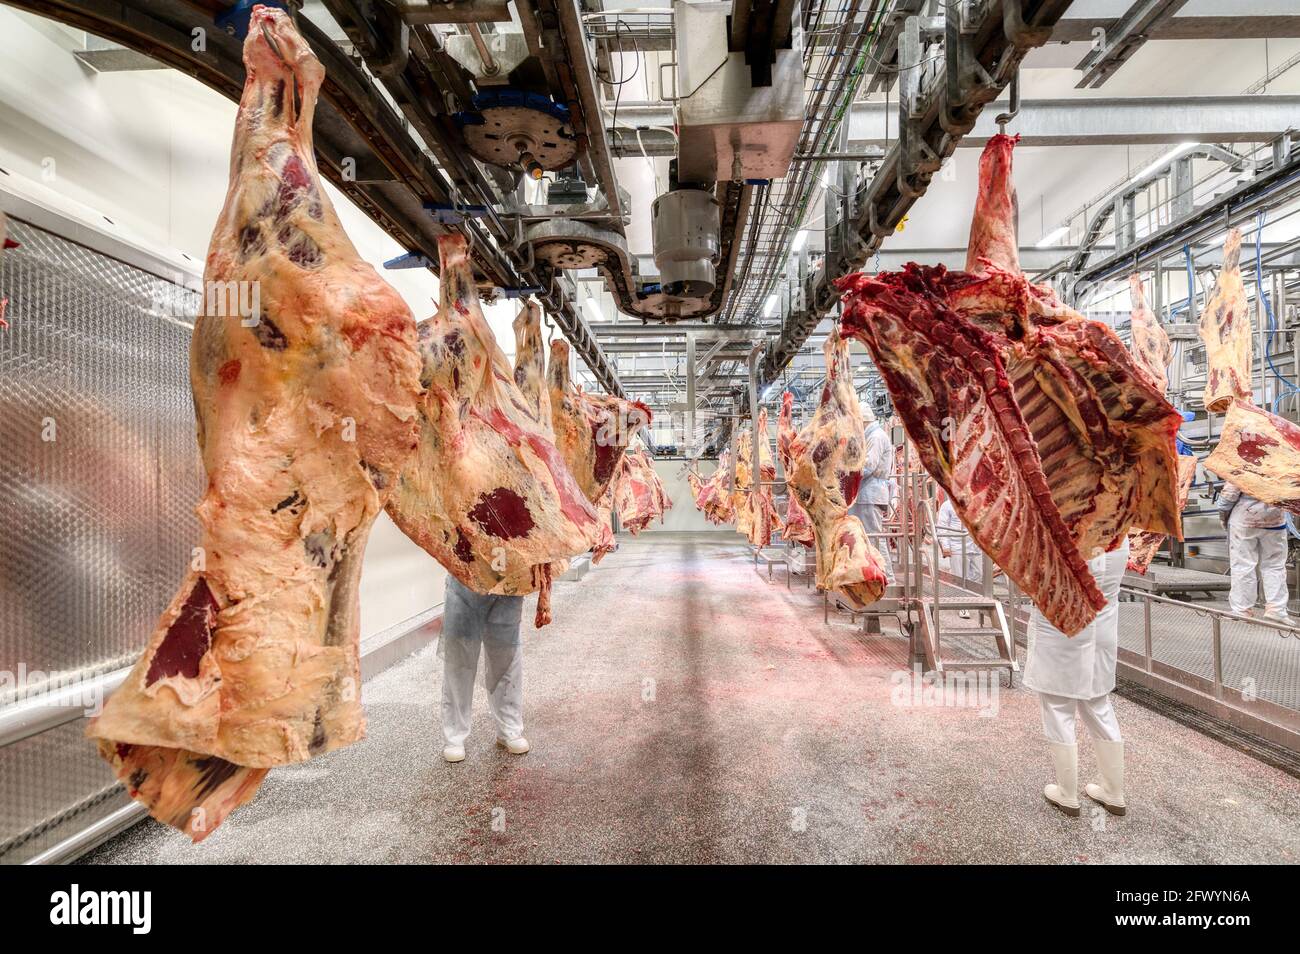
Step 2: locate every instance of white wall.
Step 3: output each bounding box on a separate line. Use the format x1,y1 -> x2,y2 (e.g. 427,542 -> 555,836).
642,458 -> 734,533
0,8 -> 569,636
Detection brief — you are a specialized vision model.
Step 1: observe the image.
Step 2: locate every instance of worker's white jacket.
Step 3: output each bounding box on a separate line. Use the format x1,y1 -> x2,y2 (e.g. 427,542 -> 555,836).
857,421 -> 894,505
1218,481 -> 1286,529
1023,540 -> 1130,700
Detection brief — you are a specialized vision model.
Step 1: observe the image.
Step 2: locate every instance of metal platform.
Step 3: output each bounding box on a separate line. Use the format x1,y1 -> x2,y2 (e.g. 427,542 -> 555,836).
1124,564 -> 1233,598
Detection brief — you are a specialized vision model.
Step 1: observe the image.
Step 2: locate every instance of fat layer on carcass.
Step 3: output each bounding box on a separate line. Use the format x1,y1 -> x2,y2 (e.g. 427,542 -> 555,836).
1204,399 -> 1300,516
837,133 -> 1183,635
86,6 -> 424,840
1199,229 -> 1253,413
786,328 -> 888,607
385,235 -> 600,628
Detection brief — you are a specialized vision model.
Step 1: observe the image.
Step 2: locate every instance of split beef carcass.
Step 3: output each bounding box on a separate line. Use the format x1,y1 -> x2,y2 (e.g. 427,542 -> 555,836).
1122,274 -> 1189,572
739,407 -> 784,546
777,392 -> 815,547
547,338 -> 650,503
1129,456 -> 1198,573
614,445 -> 670,533
837,133 -> 1183,635
545,337 -> 648,560
385,234 -> 601,628
730,425 -> 758,538
786,328 -> 888,607
1199,229 -> 1252,413
1128,274 -> 1171,394
512,301 -> 551,430
691,453 -> 736,525
729,413 -> 779,540
1204,399 -> 1300,516
86,7 -> 424,841
590,486 -> 618,563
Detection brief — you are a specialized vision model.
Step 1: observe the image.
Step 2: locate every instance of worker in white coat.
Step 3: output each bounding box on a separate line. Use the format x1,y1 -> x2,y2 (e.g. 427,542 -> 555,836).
1218,482 -> 1293,622
1024,538 -> 1130,818
851,402 -> 895,583
439,576 -> 530,763
935,491 -> 982,586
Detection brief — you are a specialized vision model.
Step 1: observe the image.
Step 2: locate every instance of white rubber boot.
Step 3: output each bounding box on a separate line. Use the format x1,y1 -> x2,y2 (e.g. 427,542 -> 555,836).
443,744 -> 466,763
496,736 -> 530,755
1084,739 -> 1126,816
1044,741 -> 1080,817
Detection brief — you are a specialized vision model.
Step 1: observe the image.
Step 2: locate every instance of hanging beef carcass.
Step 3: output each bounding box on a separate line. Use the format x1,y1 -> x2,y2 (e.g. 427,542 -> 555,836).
545,337 -> 648,560
837,133 -> 1183,635
614,445 -> 670,533
1122,273 -> 1192,572
546,338 -> 650,503
729,412 -> 779,540
86,7 -> 424,841
786,328 -> 888,607
741,407 -> 784,546
512,301 -> 551,430
1204,399 -> 1300,516
1199,229 -> 1252,413
1128,274 -> 1171,394
691,452 -> 736,525
730,426 -> 758,538
385,235 -> 601,629
777,392 -> 815,546
1129,456 -> 1198,573
590,485 -> 618,563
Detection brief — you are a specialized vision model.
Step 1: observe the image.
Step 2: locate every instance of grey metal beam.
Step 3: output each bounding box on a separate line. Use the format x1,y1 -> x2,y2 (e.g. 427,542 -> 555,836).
591,322 -> 775,337
843,96 -> 1300,148
1053,0 -> 1300,41
1073,0 -> 1190,89
1061,151 -> 1300,289
600,340 -> 758,353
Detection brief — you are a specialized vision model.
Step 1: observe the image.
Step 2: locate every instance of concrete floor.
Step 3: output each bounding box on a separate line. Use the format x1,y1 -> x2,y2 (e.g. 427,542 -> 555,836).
88,533 -> 1300,864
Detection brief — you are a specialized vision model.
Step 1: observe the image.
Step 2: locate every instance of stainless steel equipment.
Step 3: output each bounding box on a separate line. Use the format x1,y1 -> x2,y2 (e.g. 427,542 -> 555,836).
652,187 -> 722,303
673,0 -> 806,183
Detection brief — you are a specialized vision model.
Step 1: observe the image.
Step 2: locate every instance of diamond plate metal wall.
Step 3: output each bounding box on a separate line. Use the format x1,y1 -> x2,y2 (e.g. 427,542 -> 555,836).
0,217 -> 203,862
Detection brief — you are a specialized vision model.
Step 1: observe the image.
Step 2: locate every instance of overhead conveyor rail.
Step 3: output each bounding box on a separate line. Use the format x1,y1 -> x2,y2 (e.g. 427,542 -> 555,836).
3,0 -> 627,397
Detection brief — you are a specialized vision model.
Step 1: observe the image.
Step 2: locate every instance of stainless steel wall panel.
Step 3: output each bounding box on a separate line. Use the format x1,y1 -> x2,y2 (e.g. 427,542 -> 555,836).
0,215 -> 202,863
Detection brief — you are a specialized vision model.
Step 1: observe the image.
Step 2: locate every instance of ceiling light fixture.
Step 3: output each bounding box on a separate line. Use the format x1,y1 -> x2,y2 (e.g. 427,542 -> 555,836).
1034,225 -> 1070,248
1130,142 -> 1197,186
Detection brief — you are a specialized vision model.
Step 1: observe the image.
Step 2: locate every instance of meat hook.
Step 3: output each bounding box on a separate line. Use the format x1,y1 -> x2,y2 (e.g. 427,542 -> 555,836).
994,69 -> 1020,134
261,20 -> 288,67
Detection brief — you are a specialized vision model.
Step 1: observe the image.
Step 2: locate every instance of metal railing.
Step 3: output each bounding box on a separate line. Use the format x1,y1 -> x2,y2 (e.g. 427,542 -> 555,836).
1117,586 -> 1300,750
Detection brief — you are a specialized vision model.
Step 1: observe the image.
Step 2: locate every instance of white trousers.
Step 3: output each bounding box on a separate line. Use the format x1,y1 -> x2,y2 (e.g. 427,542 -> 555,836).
441,581 -> 525,747
857,500 -> 894,583
1228,525 -> 1289,616
1038,692 -> 1122,745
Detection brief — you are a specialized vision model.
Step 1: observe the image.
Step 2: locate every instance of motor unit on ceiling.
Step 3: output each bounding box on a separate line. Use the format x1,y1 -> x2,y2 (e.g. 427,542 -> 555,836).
672,0 -> 806,183
651,186 -> 721,300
